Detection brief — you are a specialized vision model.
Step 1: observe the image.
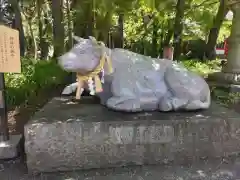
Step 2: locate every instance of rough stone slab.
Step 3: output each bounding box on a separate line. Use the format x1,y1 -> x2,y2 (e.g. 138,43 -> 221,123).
207,71 -> 240,92
208,71 -> 240,85
208,81 -> 240,93
2,159 -> 240,180
0,135 -> 22,159
25,97 -> 240,173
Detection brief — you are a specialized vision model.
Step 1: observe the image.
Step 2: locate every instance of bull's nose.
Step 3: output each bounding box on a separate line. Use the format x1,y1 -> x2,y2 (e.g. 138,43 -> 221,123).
58,54 -> 67,61
57,55 -> 63,63
58,54 -> 69,63
59,60 -> 75,70
58,56 -> 68,69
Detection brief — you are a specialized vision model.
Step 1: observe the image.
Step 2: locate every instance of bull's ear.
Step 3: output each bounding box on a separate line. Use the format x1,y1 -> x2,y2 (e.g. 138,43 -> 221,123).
89,36 -> 97,43
99,41 -> 105,47
73,35 -> 84,43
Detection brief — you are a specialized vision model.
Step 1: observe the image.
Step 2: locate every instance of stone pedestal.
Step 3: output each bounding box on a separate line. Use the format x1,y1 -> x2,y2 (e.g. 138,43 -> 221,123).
25,97 -> 240,173
0,134 -> 22,159
208,71 -> 240,92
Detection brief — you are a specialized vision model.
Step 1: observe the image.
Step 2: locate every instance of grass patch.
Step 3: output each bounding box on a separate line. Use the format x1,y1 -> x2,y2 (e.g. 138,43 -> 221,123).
5,57 -> 68,107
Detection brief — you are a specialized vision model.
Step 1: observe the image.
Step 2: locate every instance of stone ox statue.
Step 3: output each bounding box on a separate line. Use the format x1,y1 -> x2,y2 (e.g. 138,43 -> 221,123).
58,36 -> 211,112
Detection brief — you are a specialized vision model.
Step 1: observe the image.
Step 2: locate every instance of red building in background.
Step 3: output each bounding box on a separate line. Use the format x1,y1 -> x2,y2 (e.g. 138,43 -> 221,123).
224,38 -> 229,57
215,37 -> 229,58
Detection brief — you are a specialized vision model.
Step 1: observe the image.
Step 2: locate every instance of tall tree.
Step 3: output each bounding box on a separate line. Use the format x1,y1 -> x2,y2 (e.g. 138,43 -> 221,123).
173,0 -> 185,60
72,0 -> 95,38
115,12 -> 124,48
205,0 -> 229,60
52,0 -> 65,57
66,0 -> 73,50
152,17 -> 158,57
222,2 -> 240,73
9,0 -> 25,56
21,1 -> 38,58
36,0 -> 46,59
41,0 -> 52,59
86,0 -> 94,37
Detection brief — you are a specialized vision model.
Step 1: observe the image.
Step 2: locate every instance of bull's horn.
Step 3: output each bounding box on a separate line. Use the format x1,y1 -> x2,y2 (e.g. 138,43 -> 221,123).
73,35 -> 84,42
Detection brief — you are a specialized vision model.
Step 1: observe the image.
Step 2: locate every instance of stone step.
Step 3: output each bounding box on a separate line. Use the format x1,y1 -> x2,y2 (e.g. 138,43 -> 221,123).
24,97 -> 240,173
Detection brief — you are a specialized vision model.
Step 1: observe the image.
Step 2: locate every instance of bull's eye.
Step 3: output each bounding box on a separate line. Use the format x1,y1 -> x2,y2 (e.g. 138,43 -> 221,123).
73,47 -> 86,54
68,52 -> 77,58
79,49 -> 86,54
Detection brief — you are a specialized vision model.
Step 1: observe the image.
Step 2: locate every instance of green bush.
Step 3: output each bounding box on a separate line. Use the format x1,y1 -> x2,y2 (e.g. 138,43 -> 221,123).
181,59 -> 222,77
5,57 -> 67,107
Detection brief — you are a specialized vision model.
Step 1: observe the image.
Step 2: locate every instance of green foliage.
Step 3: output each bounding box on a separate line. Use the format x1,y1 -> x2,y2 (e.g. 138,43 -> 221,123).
5,58 -> 67,107
17,0 -> 233,59
181,59 -> 221,77
218,20 -> 232,42
123,0 -> 232,56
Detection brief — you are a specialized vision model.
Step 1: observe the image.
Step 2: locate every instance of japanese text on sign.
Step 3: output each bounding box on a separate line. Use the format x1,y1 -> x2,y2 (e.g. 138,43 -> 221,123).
0,25 -> 21,73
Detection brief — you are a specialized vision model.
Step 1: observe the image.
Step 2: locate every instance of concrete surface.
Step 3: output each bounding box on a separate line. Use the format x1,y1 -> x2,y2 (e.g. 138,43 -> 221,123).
25,97 -> 240,173
0,135 -> 22,159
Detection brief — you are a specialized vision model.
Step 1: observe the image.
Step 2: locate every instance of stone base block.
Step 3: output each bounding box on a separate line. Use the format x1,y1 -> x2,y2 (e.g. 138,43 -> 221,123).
0,134 -> 22,159
25,97 -> 240,173
208,81 -> 240,93
208,71 -> 240,92
208,71 -> 240,84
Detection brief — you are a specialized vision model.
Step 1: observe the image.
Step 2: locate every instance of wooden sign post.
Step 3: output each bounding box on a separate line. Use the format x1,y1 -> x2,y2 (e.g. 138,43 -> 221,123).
0,25 -> 21,142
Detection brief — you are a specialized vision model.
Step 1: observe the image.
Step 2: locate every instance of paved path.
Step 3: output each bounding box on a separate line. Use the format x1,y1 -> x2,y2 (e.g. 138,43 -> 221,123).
1,157 -> 240,180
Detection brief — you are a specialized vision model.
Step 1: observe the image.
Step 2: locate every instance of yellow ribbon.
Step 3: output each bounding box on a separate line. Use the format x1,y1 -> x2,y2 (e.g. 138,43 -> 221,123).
75,53 -> 113,99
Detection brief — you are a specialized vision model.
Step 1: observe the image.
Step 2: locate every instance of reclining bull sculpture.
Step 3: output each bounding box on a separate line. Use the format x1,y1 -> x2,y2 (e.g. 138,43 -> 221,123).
58,36 -> 211,112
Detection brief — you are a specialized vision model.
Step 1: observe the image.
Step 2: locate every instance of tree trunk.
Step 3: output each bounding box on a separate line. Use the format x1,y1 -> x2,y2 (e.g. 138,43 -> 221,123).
41,1 -> 51,59
86,0 -> 94,37
27,18 -> 38,59
0,8 -> 3,23
222,4 -> 240,73
52,0 -> 65,58
36,0 -> 45,59
97,11 -> 112,44
107,31 -> 114,48
205,0 -> 228,60
72,1 -> 83,37
115,12 -> 124,48
10,0 -> 25,56
66,0 -> 73,50
163,29 -> 173,47
152,18 -> 158,58
72,0 -> 93,38
173,0 -> 185,60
